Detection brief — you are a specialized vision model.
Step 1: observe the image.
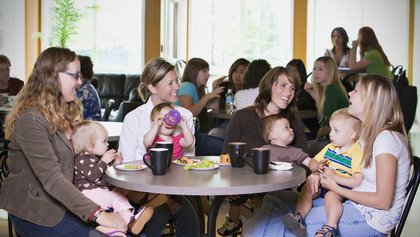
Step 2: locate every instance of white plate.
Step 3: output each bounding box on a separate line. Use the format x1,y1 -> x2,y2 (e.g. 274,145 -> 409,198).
217,162 -> 231,166
269,161 -> 293,171
172,158 -> 200,166
114,164 -> 147,171
191,164 -> 220,171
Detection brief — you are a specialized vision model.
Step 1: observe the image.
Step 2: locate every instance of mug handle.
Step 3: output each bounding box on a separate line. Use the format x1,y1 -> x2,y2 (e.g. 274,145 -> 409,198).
143,154 -> 153,170
245,155 -> 254,169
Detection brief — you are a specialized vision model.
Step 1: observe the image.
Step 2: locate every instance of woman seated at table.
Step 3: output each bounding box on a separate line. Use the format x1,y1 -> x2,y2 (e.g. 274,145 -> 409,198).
349,26 -> 391,78
0,54 -> 24,96
217,66 -> 308,236
119,57 -> 199,236
234,59 -> 271,110
324,27 -> 350,68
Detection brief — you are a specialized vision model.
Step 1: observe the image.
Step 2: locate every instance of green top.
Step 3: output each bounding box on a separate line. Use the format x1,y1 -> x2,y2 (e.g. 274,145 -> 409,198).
363,48 -> 391,78
322,83 -> 349,126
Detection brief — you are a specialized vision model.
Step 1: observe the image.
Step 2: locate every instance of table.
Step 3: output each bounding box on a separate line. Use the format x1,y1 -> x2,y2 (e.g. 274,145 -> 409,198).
207,109 -> 234,120
98,121 -> 122,142
106,156 -> 306,237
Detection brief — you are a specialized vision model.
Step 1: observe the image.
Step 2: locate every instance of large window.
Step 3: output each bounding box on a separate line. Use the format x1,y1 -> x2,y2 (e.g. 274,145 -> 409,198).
41,0 -> 145,73
162,0 -> 294,76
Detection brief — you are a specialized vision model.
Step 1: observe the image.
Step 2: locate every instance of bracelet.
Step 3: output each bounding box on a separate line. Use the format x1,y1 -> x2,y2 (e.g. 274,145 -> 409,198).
311,170 -> 320,174
89,208 -> 104,223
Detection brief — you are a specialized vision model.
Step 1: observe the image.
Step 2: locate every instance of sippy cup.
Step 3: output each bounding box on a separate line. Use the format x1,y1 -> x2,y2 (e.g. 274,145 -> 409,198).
162,109 -> 181,128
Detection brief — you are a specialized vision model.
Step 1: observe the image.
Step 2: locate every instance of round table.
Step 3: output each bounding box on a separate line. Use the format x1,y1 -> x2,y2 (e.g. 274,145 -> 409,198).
106,156 -> 306,237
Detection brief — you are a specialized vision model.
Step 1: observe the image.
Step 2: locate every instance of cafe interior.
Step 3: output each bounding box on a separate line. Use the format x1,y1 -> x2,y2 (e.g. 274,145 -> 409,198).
1,0 -> 420,236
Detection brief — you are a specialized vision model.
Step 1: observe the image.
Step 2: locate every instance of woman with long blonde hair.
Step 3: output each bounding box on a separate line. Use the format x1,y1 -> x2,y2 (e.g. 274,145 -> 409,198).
244,74 -> 411,237
0,47 -> 126,236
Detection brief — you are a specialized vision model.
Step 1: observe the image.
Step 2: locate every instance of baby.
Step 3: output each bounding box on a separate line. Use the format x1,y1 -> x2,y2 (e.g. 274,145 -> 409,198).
72,120 -> 153,236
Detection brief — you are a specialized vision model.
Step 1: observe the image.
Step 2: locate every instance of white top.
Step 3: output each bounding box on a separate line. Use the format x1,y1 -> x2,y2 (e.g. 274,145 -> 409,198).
351,130 -> 411,234
234,87 -> 259,110
325,49 -> 349,68
119,98 -> 195,162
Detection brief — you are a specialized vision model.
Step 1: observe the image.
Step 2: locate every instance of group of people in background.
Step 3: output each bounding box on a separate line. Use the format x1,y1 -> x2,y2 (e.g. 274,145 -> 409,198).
0,24 -> 409,237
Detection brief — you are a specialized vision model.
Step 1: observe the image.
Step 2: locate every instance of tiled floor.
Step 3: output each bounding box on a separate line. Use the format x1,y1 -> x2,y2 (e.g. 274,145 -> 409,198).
2,132 -> 420,237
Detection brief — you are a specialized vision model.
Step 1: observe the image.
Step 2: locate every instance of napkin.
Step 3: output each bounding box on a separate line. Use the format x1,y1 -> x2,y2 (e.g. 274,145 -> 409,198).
269,161 -> 293,171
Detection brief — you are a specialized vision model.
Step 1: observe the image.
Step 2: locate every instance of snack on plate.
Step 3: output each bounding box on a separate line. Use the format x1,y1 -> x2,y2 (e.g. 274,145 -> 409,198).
220,154 -> 230,164
176,156 -> 195,164
123,163 -> 142,169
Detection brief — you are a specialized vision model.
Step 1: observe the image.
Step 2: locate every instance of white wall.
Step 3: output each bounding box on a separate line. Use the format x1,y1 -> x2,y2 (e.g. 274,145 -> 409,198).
0,0 -> 25,81
411,0 -> 420,132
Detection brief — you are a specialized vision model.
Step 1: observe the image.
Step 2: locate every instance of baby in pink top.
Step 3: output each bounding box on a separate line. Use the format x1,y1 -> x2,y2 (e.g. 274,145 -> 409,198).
144,102 -> 195,159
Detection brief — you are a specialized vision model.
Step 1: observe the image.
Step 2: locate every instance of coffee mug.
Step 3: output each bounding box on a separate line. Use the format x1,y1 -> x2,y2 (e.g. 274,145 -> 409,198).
228,142 -> 247,168
248,148 -> 270,174
155,141 -> 174,167
143,148 -> 168,175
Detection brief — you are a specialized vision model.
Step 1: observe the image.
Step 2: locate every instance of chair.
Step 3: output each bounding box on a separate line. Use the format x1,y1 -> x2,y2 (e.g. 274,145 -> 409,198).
112,101 -> 143,122
102,99 -> 115,121
391,155 -> 420,237
0,149 -> 19,237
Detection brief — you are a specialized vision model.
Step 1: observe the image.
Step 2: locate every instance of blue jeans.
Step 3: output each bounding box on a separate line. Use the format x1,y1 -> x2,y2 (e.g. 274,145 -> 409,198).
243,190 -> 387,237
11,212 -> 106,237
195,132 -> 224,156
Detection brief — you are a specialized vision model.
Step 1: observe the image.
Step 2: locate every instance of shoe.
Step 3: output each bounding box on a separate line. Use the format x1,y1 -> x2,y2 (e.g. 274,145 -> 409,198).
239,199 -> 255,219
128,206 -> 154,234
143,194 -> 168,208
283,211 -> 306,236
217,217 -> 242,236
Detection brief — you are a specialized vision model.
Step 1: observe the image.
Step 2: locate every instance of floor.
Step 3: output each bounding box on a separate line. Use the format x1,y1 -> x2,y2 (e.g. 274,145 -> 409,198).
2,132 -> 420,237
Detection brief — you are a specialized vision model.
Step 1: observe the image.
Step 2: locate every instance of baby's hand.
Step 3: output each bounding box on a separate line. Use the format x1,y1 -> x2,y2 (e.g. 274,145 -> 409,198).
113,152 -> 123,165
317,159 -> 329,173
324,168 -> 335,176
101,149 -> 118,164
179,116 -> 187,127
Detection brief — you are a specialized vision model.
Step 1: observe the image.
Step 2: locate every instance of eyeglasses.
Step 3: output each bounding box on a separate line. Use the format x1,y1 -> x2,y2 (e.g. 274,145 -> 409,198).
61,71 -> 80,80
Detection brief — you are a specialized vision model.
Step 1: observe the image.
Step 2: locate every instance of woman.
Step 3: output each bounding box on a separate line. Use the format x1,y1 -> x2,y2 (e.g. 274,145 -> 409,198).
0,47 -> 125,236
234,59 -> 271,110
244,75 -> 411,237
324,27 -> 351,68
119,57 -> 198,236
349,26 -> 391,78
76,55 -> 101,121
176,57 -> 224,133
0,54 -> 24,96
218,67 -> 308,236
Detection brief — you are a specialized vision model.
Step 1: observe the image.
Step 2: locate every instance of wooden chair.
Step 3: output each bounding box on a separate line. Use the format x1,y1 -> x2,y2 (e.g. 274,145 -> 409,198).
391,155 -> 420,237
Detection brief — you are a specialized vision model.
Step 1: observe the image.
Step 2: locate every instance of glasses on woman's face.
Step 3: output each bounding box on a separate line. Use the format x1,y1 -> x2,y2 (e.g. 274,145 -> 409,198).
61,71 -> 80,80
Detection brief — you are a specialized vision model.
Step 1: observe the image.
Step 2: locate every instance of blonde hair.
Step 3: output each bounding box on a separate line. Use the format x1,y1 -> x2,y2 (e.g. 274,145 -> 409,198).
330,108 -> 362,140
357,75 -> 410,167
260,114 -> 290,143
5,47 -> 83,139
72,120 -> 107,154
138,58 -> 175,102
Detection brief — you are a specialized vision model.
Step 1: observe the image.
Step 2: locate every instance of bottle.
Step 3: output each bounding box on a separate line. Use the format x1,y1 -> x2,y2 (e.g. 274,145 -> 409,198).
225,89 -> 234,114
162,109 -> 181,128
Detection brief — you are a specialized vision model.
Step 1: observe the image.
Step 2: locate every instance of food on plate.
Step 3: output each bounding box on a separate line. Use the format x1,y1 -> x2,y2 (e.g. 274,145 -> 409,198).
184,160 -> 215,171
175,156 -> 197,165
123,163 -> 142,169
219,154 -> 230,164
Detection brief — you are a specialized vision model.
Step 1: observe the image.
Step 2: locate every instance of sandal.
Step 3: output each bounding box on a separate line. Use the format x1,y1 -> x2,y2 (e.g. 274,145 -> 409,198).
283,211 -> 306,236
314,224 -> 340,237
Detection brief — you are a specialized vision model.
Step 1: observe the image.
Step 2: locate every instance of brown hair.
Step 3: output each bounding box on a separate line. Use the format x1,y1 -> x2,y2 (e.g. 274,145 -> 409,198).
5,47 -> 83,139
150,102 -> 175,121
358,26 -> 391,67
78,55 -> 94,80
228,58 -> 250,93
72,120 -> 107,154
260,114 -> 290,143
0,55 -> 11,66
180,58 -> 209,98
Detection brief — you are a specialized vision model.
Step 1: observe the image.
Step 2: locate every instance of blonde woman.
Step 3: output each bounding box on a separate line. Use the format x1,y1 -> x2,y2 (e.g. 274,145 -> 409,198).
244,74 -> 411,237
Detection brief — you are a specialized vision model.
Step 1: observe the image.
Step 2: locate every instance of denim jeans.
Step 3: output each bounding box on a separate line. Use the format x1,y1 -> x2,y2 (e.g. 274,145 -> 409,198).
243,190 -> 387,237
11,212 -> 106,237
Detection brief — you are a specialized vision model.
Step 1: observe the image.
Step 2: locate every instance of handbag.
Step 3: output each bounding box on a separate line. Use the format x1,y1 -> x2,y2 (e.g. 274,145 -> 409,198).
391,65 -> 409,86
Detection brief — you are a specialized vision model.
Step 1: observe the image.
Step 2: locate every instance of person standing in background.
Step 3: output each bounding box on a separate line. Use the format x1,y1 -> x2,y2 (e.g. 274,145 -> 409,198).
0,54 -> 24,96
324,27 -> 351,68
349,26 -> 391,78
77,55 -> 101,121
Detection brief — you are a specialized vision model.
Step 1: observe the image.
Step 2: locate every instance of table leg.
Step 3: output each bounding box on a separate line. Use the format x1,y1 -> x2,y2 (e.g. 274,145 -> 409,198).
207,195 -> 226,237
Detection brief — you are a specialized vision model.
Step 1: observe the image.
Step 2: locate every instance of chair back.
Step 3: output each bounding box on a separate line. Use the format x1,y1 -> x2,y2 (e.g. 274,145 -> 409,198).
113,101 -> 144,122
0,149 -> 9,183
102,99 -> 115,121
391,155 -> 420,237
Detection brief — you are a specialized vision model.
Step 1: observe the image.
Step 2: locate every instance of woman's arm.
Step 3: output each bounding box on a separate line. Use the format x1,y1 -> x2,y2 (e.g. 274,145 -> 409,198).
349,41 -> 371,71
179,116 -> 195,148
328,172 -> 363,188
179,87 -> 224,116
321,153 -> 397,209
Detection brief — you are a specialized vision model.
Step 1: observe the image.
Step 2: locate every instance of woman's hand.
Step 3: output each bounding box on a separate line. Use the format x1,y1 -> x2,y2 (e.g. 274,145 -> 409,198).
303,82 -> 313,92
96,211 -> 127,231
351,40 -> 359,48
212,76 -> 227,90
306,173 -> 321,195
207,86 -> 225,100
320,172 -> 339,191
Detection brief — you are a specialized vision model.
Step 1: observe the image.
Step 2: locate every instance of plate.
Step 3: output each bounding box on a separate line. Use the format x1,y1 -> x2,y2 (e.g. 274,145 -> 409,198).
172,158 -> 200,166
338,67 -> 350,71
114,164 -> 147,171
217,162 -> 231,166
191,164 -> 220,171
269,161 -> 293,171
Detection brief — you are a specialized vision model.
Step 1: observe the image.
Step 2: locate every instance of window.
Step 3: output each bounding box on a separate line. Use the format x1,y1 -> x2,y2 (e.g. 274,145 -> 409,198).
162,0 -> 294,76
41,0 -> 145,73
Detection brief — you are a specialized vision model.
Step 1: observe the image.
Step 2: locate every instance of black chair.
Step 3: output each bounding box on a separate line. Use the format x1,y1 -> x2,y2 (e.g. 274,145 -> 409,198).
0,149 -> 19,237
391,155 -> 420,237
112,101 -> 143,122
102,99 -> 115,121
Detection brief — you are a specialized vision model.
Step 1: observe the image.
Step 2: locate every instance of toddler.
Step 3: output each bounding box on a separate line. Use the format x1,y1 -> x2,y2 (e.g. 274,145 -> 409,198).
72,121 -> 154,236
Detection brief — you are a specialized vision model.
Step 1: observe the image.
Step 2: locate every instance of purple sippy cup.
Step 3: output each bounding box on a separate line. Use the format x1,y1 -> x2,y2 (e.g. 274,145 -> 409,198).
162,109 -> 181,128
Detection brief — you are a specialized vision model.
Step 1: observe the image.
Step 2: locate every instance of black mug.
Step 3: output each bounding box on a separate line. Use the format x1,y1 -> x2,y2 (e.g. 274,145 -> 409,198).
155,141 -> 174,168
249,148 -> 270,174
143,148 -> 168,175
228,142 -> 247,168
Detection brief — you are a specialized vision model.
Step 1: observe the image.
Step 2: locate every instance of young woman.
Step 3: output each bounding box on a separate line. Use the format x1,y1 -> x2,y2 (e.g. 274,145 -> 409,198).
0,47 -> 126,236
324,27 -> 351,68
243,74 -> 411,237
349,26 -> 391,78
218,67 -> 308,236
119,57 -> 198,236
